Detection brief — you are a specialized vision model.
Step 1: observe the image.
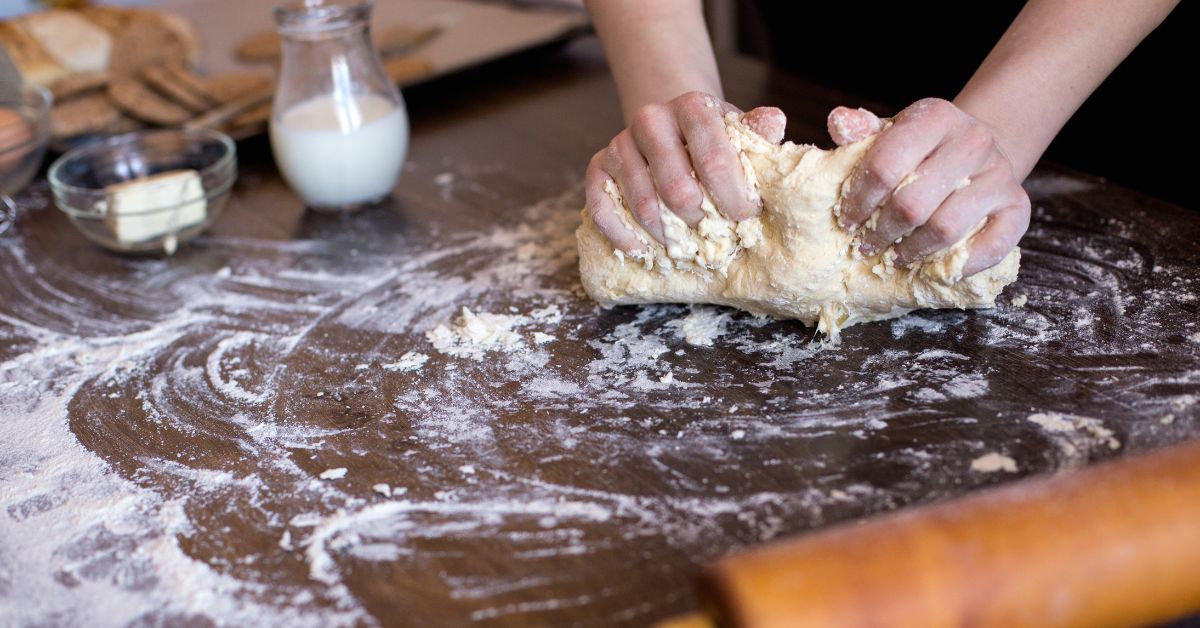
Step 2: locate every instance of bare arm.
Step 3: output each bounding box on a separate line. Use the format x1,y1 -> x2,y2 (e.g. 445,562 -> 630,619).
584,0 -> 722,121
957,0 -> 1179,179
836,0 -> 1179,274
582,0 -> 784,252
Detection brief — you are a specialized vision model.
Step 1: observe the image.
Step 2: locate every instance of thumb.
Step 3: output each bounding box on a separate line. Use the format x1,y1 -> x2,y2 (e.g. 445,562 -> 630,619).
742,106 -> 786,144
827,106 -> 884,146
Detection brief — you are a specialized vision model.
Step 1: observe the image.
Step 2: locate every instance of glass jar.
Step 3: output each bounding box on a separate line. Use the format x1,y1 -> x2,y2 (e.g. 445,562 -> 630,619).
269,0 -> 410,212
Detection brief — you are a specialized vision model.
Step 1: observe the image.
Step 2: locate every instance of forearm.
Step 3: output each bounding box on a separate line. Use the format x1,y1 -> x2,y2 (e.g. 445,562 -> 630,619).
955,0 -> 1179,179
584,0 -> 722,122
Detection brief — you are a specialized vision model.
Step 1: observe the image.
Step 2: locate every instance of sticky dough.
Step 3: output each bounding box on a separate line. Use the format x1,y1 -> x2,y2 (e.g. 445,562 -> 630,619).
576,112 -> 1020,339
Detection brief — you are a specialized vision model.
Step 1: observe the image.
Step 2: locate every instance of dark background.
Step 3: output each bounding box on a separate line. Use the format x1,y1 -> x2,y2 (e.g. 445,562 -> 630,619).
734,1 -> 1196,209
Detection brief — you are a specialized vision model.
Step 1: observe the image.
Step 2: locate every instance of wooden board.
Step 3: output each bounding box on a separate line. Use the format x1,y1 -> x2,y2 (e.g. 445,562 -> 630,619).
161,0 -> 590,83
0,38 -> 1197,627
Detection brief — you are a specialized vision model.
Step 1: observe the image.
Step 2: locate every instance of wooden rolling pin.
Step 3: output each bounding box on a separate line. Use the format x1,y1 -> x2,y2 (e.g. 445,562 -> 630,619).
666,439 -> 1200,628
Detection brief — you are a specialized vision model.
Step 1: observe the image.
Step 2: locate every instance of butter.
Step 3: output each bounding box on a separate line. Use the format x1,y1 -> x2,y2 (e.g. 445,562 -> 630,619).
102,169 -> 207,254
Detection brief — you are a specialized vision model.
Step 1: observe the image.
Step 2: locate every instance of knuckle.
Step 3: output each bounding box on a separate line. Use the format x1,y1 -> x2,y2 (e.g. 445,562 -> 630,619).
916,97 -> 952,114
587,151 -> 609,175
694,147 -> 736,176
603,142 -> 623,169
677,91 -> 709,107
961,123 -> 994,154
631,197 -> 661,222
661,178 -> 701,210
888,189 -> 927,226
1011,188 -> 1032,213
924,216 -> 958,244
862,156 -> 901,190
630,105 -> 662,132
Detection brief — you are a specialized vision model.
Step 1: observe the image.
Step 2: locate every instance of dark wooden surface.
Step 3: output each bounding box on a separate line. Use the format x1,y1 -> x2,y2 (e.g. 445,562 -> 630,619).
1,37 -> 1198,627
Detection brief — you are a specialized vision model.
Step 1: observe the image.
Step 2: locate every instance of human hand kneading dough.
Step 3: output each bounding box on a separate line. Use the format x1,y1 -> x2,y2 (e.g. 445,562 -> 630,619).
828,101 -> 1030,277
583,0 -> 1178,276
585,92 -> 785,253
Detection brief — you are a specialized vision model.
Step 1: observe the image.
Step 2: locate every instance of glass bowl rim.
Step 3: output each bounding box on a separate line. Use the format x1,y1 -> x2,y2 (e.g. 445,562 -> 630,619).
47,127 -> 237,197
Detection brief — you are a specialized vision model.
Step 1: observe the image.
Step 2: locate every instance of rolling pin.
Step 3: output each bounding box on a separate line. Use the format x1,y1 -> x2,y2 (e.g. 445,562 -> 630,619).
665,439 -> 1200,628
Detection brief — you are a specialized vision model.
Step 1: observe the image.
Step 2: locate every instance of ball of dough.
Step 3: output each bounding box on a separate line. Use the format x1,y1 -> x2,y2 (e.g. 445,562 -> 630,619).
576,111 -> 1021,340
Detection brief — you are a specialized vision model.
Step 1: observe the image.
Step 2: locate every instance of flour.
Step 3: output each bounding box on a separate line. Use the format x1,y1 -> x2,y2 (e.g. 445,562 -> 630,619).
1,170 -> 1195,627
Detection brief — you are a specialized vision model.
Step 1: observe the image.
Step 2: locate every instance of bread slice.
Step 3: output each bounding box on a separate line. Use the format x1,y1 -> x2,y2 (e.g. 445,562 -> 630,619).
21,9 -> 113,73
0,21 -> 68,85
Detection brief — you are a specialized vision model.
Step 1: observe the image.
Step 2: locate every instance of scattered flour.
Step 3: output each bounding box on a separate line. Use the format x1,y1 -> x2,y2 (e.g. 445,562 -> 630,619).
1,175 -> 1193,627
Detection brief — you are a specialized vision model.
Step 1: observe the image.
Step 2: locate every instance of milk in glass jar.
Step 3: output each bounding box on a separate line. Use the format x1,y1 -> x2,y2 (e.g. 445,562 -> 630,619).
269,0 -> 409,211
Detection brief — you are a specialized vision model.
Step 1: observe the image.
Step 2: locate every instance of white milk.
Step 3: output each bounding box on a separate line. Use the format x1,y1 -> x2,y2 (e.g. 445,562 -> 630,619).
270,93 -> 408,208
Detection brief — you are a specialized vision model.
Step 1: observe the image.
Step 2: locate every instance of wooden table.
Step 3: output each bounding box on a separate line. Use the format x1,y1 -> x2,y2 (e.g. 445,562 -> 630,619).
1,37 -> 1198,627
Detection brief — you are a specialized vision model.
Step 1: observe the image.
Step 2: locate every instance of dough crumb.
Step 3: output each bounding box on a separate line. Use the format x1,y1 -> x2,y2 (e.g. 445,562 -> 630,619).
1160,414 -> 1176,425
1028,412 -> 1121,451
1010,294 -> 1028,308
970,452 -> 1018,473
730,429 -> 746,440
426,305 -> 565,360
426,307 -> 523,360
319,467 -> 347,480
373,483 -> 392,497
383,351 -> 429,372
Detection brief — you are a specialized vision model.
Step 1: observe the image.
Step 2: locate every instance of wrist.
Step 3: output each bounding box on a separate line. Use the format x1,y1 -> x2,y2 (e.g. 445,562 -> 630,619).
954,94 -> 1048,181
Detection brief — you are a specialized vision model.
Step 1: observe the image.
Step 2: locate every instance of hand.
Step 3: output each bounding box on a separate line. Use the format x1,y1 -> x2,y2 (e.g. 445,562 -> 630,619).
585,91 -> 786,252
830,98 -> 1031,276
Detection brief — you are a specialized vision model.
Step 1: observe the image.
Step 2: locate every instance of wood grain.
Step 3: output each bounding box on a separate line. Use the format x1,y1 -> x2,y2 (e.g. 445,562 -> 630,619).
1,36 -> 1198,627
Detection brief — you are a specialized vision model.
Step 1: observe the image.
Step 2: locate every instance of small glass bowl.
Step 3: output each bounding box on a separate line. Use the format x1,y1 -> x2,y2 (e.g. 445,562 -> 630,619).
48,129 -> 237,254
0,84 -> 52,196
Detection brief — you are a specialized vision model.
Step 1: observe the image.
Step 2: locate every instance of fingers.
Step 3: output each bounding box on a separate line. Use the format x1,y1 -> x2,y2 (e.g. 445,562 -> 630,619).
585,151 -> 643,253
744,106 -> 786,144
961,195 -> 1030,277
629,104 -> 705,225
588,92 -> 785,252
860,124 -> 994,254
604,131 -> 666,242
675,91 -> 760,221
890,166 -> 1002,264
839,98 -> 954,229
827,106 -> 883,146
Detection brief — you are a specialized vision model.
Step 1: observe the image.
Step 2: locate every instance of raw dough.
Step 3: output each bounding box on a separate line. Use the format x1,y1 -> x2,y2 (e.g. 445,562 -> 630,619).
576,112 -> 1020,339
